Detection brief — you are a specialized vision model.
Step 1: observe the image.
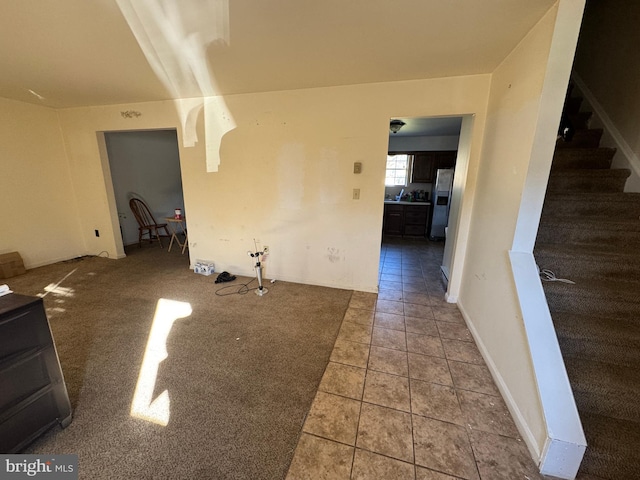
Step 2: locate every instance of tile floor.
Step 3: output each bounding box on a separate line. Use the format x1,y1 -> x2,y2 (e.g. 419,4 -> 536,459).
286,239 -> 545,480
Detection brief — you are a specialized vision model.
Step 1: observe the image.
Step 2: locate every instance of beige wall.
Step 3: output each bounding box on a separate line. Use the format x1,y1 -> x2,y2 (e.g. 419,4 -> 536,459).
56,75 -> 491,292
458,5 -> 561,456
0,97 -> 85,268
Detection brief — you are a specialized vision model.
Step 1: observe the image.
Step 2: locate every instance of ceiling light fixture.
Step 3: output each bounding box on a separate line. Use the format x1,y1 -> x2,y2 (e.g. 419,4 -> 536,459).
389,119 -> 406,134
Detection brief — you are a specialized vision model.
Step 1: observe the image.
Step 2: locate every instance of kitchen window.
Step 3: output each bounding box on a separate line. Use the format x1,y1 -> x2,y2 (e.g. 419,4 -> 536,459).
385,154 -> 411,186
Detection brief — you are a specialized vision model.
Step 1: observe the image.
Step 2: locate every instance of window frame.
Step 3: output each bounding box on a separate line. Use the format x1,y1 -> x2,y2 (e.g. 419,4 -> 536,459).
385,153 -> 412,187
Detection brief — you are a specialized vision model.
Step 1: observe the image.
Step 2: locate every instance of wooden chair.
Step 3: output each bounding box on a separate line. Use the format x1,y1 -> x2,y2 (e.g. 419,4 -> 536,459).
129,198 -> 170,248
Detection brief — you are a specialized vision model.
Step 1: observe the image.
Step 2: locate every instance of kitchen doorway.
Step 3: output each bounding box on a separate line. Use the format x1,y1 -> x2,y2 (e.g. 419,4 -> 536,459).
381,115 -> 473,302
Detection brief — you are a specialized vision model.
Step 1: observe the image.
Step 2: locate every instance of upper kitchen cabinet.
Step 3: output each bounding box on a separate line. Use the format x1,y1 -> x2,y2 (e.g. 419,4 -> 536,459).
411,153 -> 435,183
435,151 -> 457,170
410,151 -> 457,183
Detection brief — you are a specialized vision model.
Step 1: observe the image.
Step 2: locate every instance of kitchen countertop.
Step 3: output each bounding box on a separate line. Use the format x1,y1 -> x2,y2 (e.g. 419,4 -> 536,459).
384,200 -> 431,206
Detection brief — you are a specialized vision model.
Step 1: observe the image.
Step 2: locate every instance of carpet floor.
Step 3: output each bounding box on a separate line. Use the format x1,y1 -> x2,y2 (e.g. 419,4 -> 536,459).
8,245 -> 352,479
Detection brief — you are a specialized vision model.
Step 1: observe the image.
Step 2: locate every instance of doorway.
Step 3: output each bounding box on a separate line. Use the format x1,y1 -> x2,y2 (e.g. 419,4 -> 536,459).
383,114 -> 473,303
104,129 -> 184,249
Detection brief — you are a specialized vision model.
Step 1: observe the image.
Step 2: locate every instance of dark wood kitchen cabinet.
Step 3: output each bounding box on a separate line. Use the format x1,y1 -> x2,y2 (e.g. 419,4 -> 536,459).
411,154 -> 435,183
0,293 -> 72,453
403,205 -> 429,236
435,151 -> 457,170
382,204 -> 404,236
410,151 -> 457,184
383,203 -> 430,237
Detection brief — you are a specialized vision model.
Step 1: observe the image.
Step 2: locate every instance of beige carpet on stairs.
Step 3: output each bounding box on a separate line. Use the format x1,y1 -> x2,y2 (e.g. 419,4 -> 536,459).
7,245 -> 352,480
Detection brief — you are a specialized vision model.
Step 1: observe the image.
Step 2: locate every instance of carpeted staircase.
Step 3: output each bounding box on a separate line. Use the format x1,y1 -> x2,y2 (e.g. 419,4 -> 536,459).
534,85 -> 640,479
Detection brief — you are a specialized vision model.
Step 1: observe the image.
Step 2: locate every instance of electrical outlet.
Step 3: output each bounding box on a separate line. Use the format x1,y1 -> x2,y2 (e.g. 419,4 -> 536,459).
353,188 -> 360,200
263,246 -> 269,254
95,229 -> 100,237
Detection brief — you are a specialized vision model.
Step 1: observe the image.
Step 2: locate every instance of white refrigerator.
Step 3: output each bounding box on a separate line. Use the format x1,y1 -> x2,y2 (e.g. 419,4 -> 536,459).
429,169 -> 454,240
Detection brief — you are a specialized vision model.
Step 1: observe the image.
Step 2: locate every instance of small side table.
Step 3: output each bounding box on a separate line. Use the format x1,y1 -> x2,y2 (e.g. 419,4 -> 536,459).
165,217 -> 188,254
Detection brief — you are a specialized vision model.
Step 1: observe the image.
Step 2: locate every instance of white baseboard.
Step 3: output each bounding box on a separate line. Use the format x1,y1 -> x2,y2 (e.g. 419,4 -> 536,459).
456,300 -> 542,459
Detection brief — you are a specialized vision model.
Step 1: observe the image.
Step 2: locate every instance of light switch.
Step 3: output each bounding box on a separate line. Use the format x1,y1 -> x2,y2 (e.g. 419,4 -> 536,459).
353,188 -> 360,200
353,162 -> 362,174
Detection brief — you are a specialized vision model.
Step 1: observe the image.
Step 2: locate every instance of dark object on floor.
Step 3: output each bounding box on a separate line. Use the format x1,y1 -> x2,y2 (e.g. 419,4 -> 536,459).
0,293 -> 72,452
215,271 -> 236,284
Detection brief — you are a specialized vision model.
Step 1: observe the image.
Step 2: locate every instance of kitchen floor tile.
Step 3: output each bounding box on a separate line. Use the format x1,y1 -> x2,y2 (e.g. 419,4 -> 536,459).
415,466 -> 460,480
368,345 -> 409,377
407,353 -> 453,386
457,389 -> 520,438
403,292 -> 432,306
350,293 -> 377,311
376,299 -> 405,315
319,361 -> 366,400
441,338 -> 484,365
413,415 -> 479,480
372,327 -> 407,351
449,361 -> 501,396
405,316 -> 439,336
378,289 -> 405,302
410,379 -> 463,425
379,281 -> 405,292
404,303 -> 434,319
357,403 -> 414,463
380,273 -> 404,283
303,391 -> 361,445
406,333 -> 444,357
351,449 -> 416,480
468,429 -> 544,480
374,311 -> 406,331
403,283 -> 428,294
344,308 -> 375,326
363,370 -> 411,412
286,433 -> 353,480
330,339 -> 370,368
431,305 -> 465,324
337,322 -> 373,345
436,322 -> 473,342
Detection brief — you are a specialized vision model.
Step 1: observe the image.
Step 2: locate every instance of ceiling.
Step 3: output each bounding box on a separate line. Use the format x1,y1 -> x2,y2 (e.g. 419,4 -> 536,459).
0,0 -> 556,109
389,117 -> 463,137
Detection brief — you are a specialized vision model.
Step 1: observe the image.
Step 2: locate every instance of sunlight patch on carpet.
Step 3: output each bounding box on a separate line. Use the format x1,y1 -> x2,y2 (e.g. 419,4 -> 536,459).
131,298 -> 192,426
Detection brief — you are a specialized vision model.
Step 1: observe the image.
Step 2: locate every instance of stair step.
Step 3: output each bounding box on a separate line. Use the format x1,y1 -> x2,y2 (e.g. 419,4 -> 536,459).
546,169 -> 630,193
564,357 -> 640,422
553,312 -> 640,368
555,128 -> 603,149
568,111 -> 593,129
543,276 -> 640,317
564,96 -> 583,114
534,243 -> 640,281
578,413 -> 640,479
551,147 -> 615,170
541,192 -> 640,220
547,169 -> 630,193
536,216 -> 640,248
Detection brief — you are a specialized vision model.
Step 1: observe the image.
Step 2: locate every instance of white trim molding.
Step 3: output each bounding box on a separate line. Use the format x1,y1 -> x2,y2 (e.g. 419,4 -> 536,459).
509,251 -> 586,479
